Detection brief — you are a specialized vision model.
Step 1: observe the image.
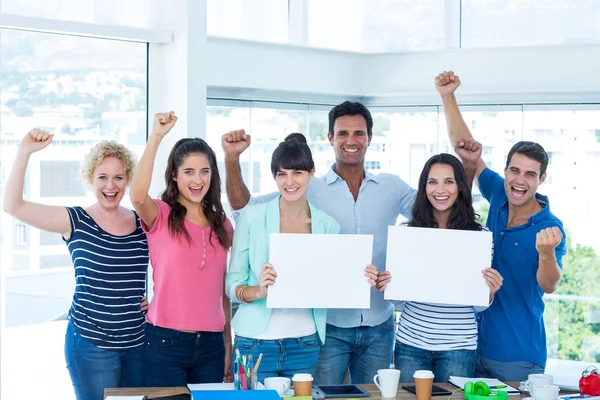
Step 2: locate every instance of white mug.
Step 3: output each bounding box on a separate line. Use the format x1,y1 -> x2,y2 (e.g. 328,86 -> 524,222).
373,368 -> 401,398
264,376 -> 291,396
531,384 -> 560,400
524,374 -> 554,392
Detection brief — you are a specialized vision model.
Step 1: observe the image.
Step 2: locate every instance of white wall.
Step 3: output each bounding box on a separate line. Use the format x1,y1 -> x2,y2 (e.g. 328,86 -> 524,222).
206,37 -> 362,97
360,44 -> 600,105
205,38 -> 600,105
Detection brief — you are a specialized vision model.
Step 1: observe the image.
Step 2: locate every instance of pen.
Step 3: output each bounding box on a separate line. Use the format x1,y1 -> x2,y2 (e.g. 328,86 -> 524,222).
490,386 -> 506,389
558,395 -> 589,400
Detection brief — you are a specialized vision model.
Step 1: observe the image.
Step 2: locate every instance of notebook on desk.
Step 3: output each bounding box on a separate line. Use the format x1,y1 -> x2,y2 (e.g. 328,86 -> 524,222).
449,376 -> 521,395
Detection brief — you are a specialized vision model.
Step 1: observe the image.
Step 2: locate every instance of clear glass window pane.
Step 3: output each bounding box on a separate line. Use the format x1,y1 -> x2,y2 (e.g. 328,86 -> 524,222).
308,0 -> 446,52
207,0 -> 289,43
0,29 -> 147,400
462,0 -> 600,48
206,105 -> 252,216
523,109 -> 600,375
0,0 -> 161,29
249,108 -> 307,195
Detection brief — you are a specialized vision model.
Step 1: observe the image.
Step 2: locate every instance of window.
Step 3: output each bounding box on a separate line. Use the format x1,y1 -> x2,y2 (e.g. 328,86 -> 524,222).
15,224 -> 27,246
369,109 -> 438,188
307,0 -> 446,52
0,29 -> 147,400
207,0 -> 289,43
365,161 -> 381,170
462,0 -> 600,48
523,108 -> 600,375
0,0 -> 161,29
206,101 -> 600,377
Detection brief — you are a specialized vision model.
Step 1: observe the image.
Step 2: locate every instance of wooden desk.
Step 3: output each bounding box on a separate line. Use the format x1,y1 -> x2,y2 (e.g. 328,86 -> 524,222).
105,382 -> 528,400
104,386 -> 189,398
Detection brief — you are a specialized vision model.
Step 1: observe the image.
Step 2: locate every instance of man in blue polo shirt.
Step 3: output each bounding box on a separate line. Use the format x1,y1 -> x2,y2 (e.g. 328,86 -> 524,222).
435,71 -> 567,380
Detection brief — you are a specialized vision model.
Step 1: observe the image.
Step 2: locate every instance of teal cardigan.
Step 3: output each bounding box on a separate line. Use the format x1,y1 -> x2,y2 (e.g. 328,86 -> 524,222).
226,196 -> 341,344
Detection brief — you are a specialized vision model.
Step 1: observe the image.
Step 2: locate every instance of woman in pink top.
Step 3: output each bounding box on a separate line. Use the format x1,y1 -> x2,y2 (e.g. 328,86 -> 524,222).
130,112 -> 233,386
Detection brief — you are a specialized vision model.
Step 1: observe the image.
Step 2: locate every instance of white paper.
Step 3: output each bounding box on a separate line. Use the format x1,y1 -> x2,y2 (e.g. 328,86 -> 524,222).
105,397 -> 146,400
449,376 -> 520,394
384,226 -> 492,307
187,383 -> 265,391
266,233 -> 373,308
187,383 -> 235,391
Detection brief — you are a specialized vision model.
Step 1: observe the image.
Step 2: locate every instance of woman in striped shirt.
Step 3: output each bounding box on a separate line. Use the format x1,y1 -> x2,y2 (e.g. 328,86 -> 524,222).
376,153 -> 503,381
3,129 -> 149,400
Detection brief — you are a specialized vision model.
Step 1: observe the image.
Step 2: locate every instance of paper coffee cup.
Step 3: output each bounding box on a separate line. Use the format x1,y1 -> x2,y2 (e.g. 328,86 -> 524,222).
413,370 -> 435,400
293,373 -> 313,397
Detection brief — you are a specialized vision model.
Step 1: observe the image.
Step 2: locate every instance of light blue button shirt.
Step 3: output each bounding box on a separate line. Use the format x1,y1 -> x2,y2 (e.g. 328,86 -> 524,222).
232,165 -> 416,328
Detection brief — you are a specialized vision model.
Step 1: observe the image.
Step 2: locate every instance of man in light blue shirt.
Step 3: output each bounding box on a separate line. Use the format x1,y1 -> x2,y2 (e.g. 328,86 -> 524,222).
222,101 -> 416,384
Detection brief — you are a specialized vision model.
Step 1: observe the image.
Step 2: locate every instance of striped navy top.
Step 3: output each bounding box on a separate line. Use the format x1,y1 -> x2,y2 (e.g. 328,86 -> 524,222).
64,207 -> 149,350
394,224 -> 492,351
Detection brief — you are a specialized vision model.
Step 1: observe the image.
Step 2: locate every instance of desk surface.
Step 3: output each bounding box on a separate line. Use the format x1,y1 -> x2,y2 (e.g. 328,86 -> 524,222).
105,382 -> 528,400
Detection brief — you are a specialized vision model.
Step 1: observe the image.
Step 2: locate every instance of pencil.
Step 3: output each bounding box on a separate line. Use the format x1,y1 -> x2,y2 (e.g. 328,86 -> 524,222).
253,353 -> 263,375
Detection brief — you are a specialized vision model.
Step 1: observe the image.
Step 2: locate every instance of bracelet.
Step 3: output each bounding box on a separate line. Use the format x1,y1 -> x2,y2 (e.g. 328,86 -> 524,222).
236,285 -> 248,303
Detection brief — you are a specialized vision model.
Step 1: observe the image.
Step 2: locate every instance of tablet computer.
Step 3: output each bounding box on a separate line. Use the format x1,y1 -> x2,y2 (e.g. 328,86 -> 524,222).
313,384 -> 371,398
403,384 -> 453,396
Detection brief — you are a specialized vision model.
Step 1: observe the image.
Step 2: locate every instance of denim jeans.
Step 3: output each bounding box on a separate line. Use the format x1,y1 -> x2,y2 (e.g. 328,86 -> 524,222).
394,341 -> 476,383
144,323 -> 225,386
475,353 -> 544,380
233,333 -> 320,383
64,320 -> 144,400
314,315 -> 395,385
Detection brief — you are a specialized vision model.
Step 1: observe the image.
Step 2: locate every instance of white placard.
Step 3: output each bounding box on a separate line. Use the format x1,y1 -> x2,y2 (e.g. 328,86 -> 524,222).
266,233 -> 373,308
384,226 -> 492,307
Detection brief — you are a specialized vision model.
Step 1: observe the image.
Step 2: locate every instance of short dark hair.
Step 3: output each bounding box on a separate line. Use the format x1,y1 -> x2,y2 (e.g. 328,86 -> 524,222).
328,101 -> 373,139
270,133 -> 315,177
505,141 -> 549,177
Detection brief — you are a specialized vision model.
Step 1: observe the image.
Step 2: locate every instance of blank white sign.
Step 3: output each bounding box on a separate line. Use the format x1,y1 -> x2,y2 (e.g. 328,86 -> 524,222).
266,233 -> 373,309
384,226 -> 492,307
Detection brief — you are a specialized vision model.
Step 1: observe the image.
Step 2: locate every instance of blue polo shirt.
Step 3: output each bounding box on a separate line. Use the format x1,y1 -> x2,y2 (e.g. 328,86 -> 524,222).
477,168 -> 566,368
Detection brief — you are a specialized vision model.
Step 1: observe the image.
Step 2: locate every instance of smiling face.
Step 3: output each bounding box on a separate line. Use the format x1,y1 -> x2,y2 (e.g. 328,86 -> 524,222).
504,152 -> 546,207
275,168 -> 314,203
92,156 -> 128,209
173,153 -> 212,206
426,163 -> 459,216
328,114 -> 371,167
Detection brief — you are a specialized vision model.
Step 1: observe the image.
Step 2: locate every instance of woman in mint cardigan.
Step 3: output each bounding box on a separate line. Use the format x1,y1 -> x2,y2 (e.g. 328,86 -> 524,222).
226,133 -> 377,382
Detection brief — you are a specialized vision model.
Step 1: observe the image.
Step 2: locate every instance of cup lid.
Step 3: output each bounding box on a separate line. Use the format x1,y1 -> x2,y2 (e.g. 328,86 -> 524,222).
292,373 -> 313,382
413,370 -> 435,379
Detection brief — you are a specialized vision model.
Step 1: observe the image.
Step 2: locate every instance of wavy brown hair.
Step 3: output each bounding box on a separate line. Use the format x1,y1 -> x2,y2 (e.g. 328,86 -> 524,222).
161,138 -> 231,248
409,153 -> 482,231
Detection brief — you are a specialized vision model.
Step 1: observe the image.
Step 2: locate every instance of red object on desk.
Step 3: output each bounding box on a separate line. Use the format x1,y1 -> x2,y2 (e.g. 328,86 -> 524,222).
579,366 -> 600,396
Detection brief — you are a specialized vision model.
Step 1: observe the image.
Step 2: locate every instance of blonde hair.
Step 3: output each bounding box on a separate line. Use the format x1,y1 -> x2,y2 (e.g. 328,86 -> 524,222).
80,141 -> 137,189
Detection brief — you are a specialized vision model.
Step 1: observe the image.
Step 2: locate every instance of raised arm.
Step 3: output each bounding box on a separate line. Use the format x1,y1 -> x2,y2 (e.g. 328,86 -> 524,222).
535,227 -> 563,294
130,112 -> 177,230
3,129 -> 71,236
435,71 -> 487,186
221,130 -> 252,210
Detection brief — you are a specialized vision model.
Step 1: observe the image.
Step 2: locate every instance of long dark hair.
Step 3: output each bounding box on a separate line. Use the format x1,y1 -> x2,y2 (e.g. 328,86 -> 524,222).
161,138 -> 231,248
409,153 -> 482,231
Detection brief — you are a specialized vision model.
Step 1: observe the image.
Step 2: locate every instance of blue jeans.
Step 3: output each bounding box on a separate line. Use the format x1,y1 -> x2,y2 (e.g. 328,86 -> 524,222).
394,341 -> 476,383
475,353 -> 544,380
64,320 -> 144,400
234,333 -> 321,383
144,323 -> 225,386
315,315 -> 395,385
